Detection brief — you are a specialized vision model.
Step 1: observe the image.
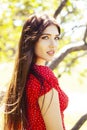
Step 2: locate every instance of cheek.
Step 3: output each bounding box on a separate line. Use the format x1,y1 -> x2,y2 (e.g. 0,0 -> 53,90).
35,43 -> 44,56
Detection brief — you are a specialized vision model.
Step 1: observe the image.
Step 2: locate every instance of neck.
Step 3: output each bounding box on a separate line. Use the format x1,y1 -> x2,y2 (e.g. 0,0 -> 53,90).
35,60 -> 46,66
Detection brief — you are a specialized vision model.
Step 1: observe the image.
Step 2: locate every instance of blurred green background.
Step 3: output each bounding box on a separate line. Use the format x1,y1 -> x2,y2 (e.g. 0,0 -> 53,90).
0,0 -> 87,129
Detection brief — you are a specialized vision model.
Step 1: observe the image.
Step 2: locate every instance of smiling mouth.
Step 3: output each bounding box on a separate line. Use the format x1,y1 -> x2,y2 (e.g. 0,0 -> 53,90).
47,51 -> 55,56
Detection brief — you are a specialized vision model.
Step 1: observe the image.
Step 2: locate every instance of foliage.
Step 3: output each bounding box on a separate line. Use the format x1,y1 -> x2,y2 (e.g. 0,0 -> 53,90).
0,0 -> 58,61
0,0 -> 87,77
0,1 -> 87,129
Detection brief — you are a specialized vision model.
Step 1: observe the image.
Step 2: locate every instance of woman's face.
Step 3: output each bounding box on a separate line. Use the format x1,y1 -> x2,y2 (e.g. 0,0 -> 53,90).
34,25 -> 60,65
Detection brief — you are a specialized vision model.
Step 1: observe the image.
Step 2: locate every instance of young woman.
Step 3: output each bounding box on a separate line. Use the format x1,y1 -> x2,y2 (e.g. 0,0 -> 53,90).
4,14 -> 68,130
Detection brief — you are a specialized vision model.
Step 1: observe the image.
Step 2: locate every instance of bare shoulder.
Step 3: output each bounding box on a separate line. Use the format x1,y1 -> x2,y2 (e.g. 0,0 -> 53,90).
38,88 -> 64,130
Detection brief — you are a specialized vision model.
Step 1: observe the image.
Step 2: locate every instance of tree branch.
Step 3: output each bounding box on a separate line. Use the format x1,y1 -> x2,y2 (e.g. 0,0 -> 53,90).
57,51 -> 87,78
53,0 -> 68,18
66,51 -> 87,68
83,25 -> 87,43
48,41 -> 87,69
71,113 -> 87,130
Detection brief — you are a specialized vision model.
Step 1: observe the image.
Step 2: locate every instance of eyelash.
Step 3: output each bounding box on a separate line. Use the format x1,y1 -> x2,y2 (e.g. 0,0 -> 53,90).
41,36 -> 59,40
55,37 -> 60,40
41,36 -> 49,40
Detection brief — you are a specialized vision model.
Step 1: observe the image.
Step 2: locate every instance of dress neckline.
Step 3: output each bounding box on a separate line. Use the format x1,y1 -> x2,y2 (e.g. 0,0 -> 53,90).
33,64 -> 49,68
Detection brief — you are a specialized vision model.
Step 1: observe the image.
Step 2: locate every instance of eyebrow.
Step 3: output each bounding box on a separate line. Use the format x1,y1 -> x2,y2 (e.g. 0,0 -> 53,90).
41,33 -> 59,36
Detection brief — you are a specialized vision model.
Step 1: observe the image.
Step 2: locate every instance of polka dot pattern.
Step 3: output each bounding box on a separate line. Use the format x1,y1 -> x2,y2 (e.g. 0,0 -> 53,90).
26,64 -> 68,130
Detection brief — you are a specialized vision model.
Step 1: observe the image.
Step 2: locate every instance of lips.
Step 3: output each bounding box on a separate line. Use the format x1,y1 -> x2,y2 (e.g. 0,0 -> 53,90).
47,50 -> 55,56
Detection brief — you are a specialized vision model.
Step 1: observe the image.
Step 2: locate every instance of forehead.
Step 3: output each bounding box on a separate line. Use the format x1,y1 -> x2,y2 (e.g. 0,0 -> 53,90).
43,25 -> 59,35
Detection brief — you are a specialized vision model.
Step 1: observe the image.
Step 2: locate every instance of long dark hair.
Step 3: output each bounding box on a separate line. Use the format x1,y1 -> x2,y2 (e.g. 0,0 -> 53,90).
4,13 -> 60,130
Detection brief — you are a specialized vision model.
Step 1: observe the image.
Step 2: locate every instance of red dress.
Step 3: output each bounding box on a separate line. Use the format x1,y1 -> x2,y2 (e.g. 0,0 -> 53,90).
26,64 -> 68,130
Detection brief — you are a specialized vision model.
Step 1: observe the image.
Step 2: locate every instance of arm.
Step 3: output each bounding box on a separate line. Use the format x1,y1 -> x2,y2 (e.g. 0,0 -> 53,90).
38,88 -> 64,130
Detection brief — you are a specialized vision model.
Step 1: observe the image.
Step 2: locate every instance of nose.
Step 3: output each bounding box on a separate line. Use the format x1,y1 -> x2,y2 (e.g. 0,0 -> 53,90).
49,39 -> 57,49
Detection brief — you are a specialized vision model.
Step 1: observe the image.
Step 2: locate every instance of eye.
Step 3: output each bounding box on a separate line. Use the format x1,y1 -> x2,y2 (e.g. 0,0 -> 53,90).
54,36 -> 60,40
41,35 -> 49,40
